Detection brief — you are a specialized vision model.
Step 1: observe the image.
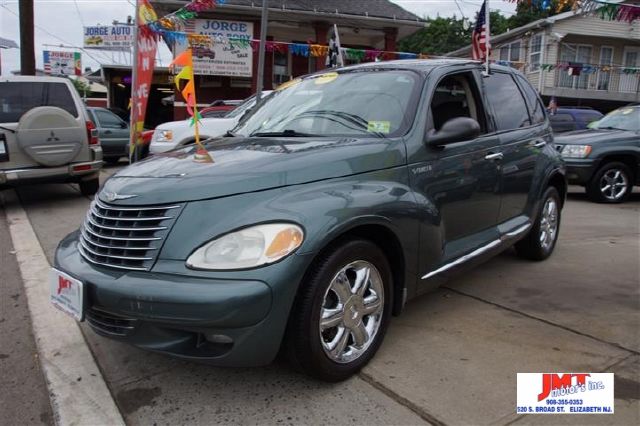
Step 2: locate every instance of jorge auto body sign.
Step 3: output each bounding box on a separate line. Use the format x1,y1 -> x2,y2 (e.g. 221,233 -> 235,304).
84,25 -> 133,50
178,19 -> 253,77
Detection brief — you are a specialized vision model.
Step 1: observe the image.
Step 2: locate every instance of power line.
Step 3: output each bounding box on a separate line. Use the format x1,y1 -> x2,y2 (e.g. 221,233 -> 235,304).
0,3 -> 112,65
73,0 -> 86,27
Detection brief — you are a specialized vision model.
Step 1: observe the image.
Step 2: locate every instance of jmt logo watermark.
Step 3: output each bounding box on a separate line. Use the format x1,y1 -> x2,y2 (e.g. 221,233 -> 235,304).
538,373 -> 591,401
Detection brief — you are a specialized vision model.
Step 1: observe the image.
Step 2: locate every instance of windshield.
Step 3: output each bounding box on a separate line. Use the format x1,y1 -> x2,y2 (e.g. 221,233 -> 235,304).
593,107 -> 640,131
225,96 -> 258,119
233,70 -> 421,138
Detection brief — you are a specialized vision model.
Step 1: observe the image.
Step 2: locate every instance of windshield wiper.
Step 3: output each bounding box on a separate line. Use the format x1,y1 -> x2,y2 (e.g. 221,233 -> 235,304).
250,130 -> 318,137
304,110 -> 387,138
597,126 -> 625,131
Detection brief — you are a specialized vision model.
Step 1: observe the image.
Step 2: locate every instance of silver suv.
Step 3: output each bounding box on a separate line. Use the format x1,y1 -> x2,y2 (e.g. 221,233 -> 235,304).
0,76 -> 103,195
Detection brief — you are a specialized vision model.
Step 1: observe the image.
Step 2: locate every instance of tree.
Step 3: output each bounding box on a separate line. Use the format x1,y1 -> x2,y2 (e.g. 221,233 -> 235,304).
398,3 -> 570,56
70,77 -> 91,98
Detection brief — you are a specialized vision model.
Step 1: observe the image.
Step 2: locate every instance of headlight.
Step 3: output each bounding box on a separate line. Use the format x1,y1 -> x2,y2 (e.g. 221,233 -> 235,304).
561,144 -> 592,158
186,223 -> 304,270
155,130 -> 173,142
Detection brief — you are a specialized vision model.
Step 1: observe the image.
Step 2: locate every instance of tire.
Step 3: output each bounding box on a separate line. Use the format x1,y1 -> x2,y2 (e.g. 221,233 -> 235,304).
79,177 -> 99,196
515,187 -> 561,261
285,239 -> 392,382
586,162 -> 633,204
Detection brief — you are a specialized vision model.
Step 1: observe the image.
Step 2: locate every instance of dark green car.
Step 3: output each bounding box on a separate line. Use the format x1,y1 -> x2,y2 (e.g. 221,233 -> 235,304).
554,105 -> 639,203
53,60 -> 566,381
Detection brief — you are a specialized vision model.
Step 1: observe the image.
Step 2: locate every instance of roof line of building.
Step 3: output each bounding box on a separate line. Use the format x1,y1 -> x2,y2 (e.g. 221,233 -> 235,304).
153,0 -> 426,27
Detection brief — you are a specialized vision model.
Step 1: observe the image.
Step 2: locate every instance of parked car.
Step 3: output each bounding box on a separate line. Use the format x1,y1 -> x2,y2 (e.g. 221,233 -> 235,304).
200,105 -> 236,118
86,107 -> 129,164
149,91 -> 272,154
0,76 -> 102,195
554,105 -> 639,203
549,107 -> 603,133
53,61 -> 566,381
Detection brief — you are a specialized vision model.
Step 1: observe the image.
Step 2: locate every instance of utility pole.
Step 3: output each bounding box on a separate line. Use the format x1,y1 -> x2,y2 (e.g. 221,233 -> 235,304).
19,0 -> 36,75
255,0 -> 268,102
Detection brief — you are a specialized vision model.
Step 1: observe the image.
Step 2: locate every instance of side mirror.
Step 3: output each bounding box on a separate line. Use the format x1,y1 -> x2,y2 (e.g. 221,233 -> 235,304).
426,117 -> 481,147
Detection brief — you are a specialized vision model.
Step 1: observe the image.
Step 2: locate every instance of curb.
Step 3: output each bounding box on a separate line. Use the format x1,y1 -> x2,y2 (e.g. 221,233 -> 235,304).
3,190 -> 125,426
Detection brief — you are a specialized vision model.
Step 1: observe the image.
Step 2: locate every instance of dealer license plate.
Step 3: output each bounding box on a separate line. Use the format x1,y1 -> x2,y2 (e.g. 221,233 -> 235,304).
50,268 -> 84,321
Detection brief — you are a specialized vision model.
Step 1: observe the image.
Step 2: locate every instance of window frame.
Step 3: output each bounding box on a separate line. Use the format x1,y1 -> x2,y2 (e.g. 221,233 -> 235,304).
272,50 -> 292,87
514,74 -> 547,126
94,109 -> 126,129
528,33 -> 543,73
596,45 -> 614,91
499,40 -> 522,63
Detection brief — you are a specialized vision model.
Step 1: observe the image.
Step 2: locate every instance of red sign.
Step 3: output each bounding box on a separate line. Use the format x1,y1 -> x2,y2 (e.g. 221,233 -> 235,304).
130,0 -> 158,148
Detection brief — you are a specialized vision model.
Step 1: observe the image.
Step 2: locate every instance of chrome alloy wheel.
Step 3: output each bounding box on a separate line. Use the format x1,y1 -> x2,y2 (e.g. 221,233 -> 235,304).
600,169 -> 629,201
319,261 -> 384,364
539,198 -> 559,251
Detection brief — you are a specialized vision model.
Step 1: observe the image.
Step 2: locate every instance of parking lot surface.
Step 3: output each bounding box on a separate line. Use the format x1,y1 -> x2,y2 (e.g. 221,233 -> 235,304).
2,163 -> 639,425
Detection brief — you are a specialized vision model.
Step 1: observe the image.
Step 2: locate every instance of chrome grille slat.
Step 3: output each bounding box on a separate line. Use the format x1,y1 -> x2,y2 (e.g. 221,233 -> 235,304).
90,207 -> 171,222
86,215 -> 167,232
81,230 -> 158,251
79,199 -> 182,271
95,199 -> 180,211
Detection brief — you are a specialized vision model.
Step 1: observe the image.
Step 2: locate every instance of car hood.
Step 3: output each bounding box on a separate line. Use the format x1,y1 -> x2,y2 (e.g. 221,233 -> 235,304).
155,117 -> 237,132
100,136 -> 405,205
554,128 -> 637,145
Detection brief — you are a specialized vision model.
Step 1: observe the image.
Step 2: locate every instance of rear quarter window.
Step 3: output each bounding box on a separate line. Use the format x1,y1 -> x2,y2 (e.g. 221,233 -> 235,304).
515,75 -> 546,125
0,81 -> 79,123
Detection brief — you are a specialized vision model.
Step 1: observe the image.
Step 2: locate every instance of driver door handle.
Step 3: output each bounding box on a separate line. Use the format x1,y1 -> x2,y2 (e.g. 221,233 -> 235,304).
485,152 -> 504,161
531,140 -> 546,148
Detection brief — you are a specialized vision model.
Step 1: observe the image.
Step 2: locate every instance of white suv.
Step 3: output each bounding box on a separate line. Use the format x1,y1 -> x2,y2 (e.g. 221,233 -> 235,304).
150,92 -> 272,154
0,76 -> 103,195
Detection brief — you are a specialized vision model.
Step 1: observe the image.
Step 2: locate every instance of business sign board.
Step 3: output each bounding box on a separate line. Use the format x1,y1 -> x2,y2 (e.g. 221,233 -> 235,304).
43,51 -> 81,76
177,19 -> 253,77
84,25 -> 133,50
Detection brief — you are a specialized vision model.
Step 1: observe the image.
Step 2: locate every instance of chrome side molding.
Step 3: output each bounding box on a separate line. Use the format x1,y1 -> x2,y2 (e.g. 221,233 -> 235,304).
422,222 -> 532,280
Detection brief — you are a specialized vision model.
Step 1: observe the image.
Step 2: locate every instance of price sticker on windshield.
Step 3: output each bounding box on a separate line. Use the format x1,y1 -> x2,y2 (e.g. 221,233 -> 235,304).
314,72 -> 338,85
368,121 -> 391,134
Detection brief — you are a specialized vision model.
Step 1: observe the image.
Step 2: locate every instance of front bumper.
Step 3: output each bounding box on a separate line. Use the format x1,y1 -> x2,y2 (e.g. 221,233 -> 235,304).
562,158 -> 598,185
54,230 -> 312,366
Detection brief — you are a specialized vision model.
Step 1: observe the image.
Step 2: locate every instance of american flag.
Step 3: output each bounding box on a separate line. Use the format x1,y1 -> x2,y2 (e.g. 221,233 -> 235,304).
472,1 -> 490,61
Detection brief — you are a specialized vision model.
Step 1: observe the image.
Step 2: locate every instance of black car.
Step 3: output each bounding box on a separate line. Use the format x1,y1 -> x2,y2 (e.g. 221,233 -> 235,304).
53,60 -> 567,381
554,105 -> 640,203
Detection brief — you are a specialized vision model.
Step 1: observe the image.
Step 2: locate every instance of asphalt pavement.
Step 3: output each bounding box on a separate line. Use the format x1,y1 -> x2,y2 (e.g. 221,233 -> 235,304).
1,161 -> 638,425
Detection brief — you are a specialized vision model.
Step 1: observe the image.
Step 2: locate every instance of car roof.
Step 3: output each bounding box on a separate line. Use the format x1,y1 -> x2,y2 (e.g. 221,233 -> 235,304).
330,58 -> 514,74
0,75 -> 73,83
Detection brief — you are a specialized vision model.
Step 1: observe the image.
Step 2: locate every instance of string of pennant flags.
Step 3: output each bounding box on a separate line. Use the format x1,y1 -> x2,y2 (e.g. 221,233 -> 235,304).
494,59 -> 640,74
506,0 -> 640,22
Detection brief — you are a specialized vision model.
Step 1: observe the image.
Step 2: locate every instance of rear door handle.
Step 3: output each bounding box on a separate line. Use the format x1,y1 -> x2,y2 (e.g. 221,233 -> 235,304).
532,140 -> 546,148
485,152 -> 504,161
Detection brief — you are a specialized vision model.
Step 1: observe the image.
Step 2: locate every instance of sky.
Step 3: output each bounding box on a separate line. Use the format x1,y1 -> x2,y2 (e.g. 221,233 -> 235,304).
0,0 -> 517,76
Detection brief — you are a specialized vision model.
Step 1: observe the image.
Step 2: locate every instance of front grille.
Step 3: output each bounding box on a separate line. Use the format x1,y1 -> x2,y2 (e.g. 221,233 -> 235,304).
79,199 -> 182,271
86,307 -> 137,337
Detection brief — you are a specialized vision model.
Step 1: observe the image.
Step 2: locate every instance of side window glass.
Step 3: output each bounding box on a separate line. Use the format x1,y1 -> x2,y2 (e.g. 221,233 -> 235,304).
96,110 -> 124,129
430,72 -> 486,133
484,72 -> 531,131
516,75 -> 545,125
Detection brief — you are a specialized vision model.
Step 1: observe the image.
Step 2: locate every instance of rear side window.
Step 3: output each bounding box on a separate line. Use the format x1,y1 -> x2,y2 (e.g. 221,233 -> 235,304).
483,72 -> 531,131
576,111 -> 602,125
516,75 -> 546,125
0,82 -> 78,122
95,109 -> 124,129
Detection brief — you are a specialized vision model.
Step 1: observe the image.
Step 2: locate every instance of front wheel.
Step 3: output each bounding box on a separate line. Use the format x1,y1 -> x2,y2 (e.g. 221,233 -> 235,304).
285,239 -> 392,382
515,187 -> 561,261
587,162 -> 633,203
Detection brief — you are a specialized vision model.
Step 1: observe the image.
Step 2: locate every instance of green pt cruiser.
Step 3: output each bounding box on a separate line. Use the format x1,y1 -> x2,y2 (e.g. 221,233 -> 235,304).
53,60 -> 567,381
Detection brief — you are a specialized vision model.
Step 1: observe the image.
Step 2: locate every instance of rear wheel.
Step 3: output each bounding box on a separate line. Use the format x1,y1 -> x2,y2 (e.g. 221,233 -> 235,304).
587,162 -> 633,203
285,239 -> 392,382
515,187 -> 561,261
79,177 -> 99,196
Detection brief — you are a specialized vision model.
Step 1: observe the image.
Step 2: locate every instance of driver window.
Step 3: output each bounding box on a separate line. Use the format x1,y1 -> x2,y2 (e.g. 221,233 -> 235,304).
430,73 -> 486,133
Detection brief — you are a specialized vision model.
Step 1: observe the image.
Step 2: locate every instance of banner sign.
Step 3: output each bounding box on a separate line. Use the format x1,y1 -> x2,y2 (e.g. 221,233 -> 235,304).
43,51 -> 81,76
130,0 -> 158,150
177,19 -> 253,77
84,25 -> 133,50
